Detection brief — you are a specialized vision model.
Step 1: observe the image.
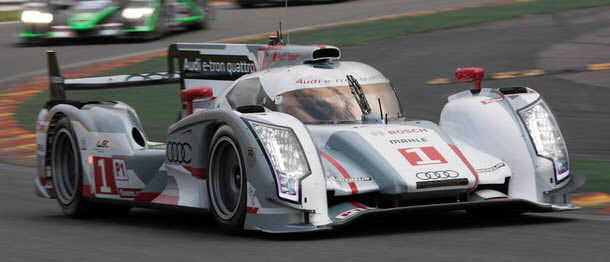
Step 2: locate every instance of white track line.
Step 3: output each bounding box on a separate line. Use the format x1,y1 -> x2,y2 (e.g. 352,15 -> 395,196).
0,20 -> 17,25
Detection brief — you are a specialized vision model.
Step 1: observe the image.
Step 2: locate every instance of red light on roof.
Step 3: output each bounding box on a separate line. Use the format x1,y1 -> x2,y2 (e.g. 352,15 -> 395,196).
455,68 -> 485,90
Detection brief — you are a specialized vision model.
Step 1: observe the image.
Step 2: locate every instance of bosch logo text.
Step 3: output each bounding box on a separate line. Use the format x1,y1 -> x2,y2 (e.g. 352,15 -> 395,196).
388,128 -> 427,135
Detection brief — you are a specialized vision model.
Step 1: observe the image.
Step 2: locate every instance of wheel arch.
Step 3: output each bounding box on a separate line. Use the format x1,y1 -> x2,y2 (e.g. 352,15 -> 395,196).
40,102 -> 149,182
44,111 -> 68,169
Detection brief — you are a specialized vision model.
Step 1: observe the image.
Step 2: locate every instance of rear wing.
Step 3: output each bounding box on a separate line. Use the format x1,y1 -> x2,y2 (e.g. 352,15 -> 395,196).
47,42 -> 340,101
47,43 -> 266,101
47,51 -> 180,101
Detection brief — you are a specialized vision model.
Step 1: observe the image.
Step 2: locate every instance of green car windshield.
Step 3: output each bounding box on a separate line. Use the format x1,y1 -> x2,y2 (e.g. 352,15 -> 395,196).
74,0 -> 113,11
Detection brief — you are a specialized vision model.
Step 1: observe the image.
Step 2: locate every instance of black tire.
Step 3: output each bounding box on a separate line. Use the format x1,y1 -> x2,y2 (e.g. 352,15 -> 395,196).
207,125 -> 247,233
51,117 -> 131,217
51,117 -> 91,217
187,21 -> 203,30
19,37 -> 44,46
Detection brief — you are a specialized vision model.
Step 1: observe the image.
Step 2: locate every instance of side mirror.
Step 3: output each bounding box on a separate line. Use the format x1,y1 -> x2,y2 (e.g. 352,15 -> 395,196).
180,87 -> 213,116
455,67 -> 485,90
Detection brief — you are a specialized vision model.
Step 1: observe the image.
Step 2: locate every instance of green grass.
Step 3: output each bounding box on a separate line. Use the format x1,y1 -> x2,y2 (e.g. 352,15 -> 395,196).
0,10 -> 21,22
573,160 -> 610,193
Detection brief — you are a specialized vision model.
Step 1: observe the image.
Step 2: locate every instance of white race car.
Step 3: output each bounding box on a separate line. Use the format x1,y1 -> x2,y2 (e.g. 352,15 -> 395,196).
34,39 -> 584,233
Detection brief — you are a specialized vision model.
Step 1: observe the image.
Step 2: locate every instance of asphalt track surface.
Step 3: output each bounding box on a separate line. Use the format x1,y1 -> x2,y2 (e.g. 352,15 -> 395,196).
1,3 -> 610,262
0,0 -> 498,84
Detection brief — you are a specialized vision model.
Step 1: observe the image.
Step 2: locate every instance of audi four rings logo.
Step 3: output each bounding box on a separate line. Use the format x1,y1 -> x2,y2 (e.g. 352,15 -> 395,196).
416,170 -> 460,180
166,142 -> 192,164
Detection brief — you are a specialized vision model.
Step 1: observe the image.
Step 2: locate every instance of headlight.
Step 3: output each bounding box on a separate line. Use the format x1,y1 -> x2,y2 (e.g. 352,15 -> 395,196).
21,10 -> 53,23
519,100 -> 569,182
121,8 -> 154,19
250,121 -> 310,202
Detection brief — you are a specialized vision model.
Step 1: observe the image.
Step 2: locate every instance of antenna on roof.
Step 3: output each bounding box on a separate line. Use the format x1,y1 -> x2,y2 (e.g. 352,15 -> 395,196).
269,22 -> 285,45
270,0 -> 289,45
279,22 -> 283,43
284,0 -> 290,44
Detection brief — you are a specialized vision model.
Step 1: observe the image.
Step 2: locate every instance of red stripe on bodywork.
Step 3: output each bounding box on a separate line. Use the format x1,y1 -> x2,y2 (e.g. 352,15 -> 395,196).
320,151 -> 358,194
246,207 -> 259,214
350,201 -> 367,209
134,192 -> 161,202
152,195 -> 179,205
449,144 -> 479,191
184,166 -> 207,179
82,185 -> 94,198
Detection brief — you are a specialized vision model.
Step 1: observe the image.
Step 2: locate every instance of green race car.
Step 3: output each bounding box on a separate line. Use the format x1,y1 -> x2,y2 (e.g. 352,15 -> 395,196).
19,0 -> 212,43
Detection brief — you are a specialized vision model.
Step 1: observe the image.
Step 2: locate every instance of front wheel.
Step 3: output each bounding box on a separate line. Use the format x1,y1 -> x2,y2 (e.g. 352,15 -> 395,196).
208,125 -> 247,233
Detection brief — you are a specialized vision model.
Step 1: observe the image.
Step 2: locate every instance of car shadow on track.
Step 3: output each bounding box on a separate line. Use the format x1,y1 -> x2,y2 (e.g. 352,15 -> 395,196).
261,211 -> 574,241
34,208 -> 574,240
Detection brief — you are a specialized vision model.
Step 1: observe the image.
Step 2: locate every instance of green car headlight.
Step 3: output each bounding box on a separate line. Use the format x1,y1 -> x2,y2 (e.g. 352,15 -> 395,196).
121,8 -> 154,19
21,10 -> 53,23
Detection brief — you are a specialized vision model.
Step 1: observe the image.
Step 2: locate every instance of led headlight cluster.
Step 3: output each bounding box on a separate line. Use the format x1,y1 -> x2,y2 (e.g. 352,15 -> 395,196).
250,121 -> 310,202
519,100 -> 570,182
21,10 -> 53,23
121,8 -> 154,19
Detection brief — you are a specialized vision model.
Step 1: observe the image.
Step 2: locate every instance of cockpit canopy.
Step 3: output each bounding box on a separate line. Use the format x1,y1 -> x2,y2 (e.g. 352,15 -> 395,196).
275,83 -> 402,123
225,63 -> 403,123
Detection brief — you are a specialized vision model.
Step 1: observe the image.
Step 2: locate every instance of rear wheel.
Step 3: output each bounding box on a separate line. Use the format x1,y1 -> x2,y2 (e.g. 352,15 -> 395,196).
51,117 -> 90,217
208,125 -> 247,233
51,117 -> 130,217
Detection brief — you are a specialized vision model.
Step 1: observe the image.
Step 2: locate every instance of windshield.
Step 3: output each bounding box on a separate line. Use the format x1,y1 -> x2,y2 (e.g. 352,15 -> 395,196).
276,83 -> 403,123
74,0 -> 111,11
